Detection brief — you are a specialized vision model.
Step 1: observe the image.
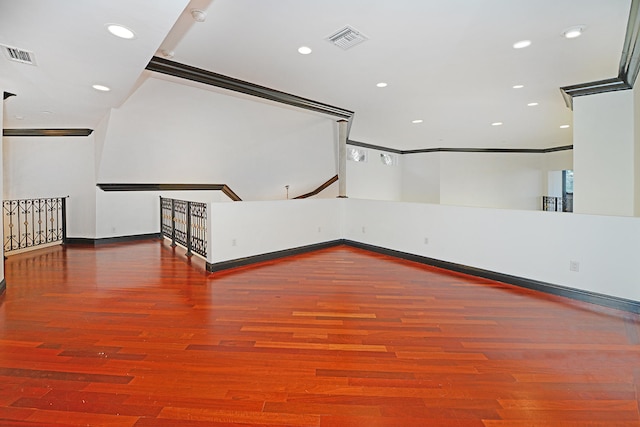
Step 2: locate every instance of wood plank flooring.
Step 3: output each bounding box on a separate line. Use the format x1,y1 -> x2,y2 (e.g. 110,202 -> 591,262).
0,240 -> 639,426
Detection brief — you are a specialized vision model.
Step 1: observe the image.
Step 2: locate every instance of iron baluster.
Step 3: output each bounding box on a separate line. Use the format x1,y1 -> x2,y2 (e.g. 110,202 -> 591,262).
185,202 -> 193,257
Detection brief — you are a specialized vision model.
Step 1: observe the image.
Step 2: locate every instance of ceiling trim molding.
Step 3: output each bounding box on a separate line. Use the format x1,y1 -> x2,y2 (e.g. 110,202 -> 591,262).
96,183 -> 242,201
559,78 -> 631,109
348,139 -> 572,155
146,56 -> 354,120
620,0 -> 640,86
560,0 -> 640,108
3,128 -> 94,137
347,139 -> 403,154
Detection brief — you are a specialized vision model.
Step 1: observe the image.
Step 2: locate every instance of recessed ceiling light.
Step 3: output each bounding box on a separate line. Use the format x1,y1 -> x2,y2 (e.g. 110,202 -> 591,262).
491,122 -> 503,126
527,102 -> 539,107
513,40 -> 531,49
298,46 -> 312,55
41,110 -> 52,114
190,9 -> 206,22
563,26 -> 585,39
92,84 -> 111,92
106,24 -> 135,40
560,124 -> 570,129
14,115 -> 24,120
376,82 -> 388,88
412,119 -> 423,124
512,84 -> 524,89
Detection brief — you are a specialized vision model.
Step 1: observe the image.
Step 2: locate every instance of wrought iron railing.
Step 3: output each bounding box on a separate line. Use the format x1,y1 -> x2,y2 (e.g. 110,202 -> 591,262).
3,197 -> 67,254
543,195 -> 573,212
542,196 -> 563,212
160,197 -> 207,258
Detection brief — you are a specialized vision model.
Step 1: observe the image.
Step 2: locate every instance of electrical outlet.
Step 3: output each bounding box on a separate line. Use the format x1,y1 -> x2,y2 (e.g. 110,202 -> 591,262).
569,260 -> 579,272
232,238 -> 237,247
424,237 -> 429,245
362,226 -> 366,234
318,226 -> 322,233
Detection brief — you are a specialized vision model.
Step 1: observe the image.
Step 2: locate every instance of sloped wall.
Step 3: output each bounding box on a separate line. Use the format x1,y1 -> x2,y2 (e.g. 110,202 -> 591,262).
98,77 -> 338,201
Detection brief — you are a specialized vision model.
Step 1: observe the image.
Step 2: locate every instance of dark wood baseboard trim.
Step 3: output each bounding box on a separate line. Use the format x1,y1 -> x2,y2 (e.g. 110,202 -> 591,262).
66,233 -> 162,247
206,240 -> 343,273
3,128 -> 94,137
344,240 -> 640,314
205,238 -> 639,313
0,278 -> 5,296
96,183 -> 242,201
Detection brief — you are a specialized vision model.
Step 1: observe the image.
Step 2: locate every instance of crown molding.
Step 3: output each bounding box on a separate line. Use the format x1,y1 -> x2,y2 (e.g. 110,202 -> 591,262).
3,128 -> 94,137
560,0 -> 640,108
347,139 -> 572,155
146,56 -> 354,121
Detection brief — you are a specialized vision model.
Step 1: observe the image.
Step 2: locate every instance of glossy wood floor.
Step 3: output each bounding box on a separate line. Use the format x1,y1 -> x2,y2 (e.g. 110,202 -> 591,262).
1,240 -> 639,426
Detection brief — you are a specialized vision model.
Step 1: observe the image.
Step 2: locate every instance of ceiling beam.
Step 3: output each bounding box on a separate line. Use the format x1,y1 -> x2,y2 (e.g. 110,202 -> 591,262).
146,56 -> 354,120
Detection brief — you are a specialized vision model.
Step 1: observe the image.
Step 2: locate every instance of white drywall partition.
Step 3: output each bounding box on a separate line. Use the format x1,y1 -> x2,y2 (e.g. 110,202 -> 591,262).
401,152 -> 441,203
207,199 -> 342,264
342,198 -> 640,302
573,90 -> 635,216
439,152 -> 544,210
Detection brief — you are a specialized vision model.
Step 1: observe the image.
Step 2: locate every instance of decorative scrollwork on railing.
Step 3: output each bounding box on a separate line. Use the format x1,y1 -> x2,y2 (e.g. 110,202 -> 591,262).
160,197 -> 207,258
542,196 -> 563,212
3,197 -> 67,253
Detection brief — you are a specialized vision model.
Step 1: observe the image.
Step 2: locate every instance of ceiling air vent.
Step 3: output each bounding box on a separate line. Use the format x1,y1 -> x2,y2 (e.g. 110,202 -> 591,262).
326,26 -> 368,50
1,44 -> 36,65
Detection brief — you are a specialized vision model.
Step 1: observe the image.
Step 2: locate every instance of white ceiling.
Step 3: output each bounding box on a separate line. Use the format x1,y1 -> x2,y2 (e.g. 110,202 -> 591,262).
1,0 -> 633,151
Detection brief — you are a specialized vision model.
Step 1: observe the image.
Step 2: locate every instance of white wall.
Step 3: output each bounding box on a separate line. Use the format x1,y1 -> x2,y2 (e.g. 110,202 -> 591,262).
573,90 -> 635,216
98,77 -> 337,202
401,152 -> 440,203
0,92 -> 4,281
635,84 -> 640,216
96,190 -> 231,239
547,171 -> 563,197
346,145 -> 402,200
3,135 -> 96,238
543,149 -> 573,198
208,199 -> 342,264
439,152 -> 544,210
343,198 -> 640,302
206,197 -> 640,302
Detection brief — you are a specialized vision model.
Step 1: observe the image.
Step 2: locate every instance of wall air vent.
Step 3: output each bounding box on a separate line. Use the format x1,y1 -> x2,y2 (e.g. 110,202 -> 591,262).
326,26 -> 368,50
1,44 -> 36,65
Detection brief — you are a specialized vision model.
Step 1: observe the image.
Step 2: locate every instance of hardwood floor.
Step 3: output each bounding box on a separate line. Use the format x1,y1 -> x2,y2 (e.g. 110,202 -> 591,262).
1,240 -> 639,426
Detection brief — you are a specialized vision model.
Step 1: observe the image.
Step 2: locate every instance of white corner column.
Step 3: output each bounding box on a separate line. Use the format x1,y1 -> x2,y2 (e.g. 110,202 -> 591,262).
337,120 -> 348,198
573,90 -> 636,216
0,91 -> 5,289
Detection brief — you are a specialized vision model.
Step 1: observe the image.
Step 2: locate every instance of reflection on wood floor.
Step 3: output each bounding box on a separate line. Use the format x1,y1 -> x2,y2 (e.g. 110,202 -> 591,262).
1,240 -> 639,426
